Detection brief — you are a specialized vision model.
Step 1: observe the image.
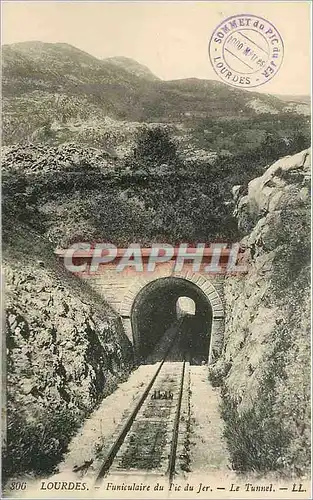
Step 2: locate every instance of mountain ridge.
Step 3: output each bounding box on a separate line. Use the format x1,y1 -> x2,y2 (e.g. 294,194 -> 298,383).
2,40 -> 299,106
2,41 -> 311,146
104,55 -> 159,81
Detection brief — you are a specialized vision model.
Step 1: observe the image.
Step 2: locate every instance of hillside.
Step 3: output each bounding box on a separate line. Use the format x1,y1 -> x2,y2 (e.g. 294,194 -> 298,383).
210,149 -> 311,475
275,94 -> 311,105
1,140 -> 239,248
105,56 -> 159,81
3,104 -> 311,250
2,41 -> 310,149
3,224 -> 133,481
3,149 -> 311,482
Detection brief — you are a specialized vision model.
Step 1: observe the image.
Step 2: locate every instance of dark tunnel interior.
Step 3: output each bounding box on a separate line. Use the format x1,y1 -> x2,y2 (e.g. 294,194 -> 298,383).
131,277 -> 212,364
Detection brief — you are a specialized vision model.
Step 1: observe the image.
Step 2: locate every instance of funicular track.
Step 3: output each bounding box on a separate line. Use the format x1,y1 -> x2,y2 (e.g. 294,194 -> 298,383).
95,326 -> 189,484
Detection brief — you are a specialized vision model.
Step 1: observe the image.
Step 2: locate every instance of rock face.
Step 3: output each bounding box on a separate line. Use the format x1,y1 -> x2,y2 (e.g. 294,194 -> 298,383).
209,149 -> 311,476
3,227 -> 133,481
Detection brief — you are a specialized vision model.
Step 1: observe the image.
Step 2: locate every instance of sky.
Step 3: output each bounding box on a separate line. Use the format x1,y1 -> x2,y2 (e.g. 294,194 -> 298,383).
1,1 -> 311,95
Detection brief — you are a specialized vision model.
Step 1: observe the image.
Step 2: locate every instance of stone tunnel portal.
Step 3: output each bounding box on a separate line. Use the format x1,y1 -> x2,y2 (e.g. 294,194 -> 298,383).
131,277 -> 212,365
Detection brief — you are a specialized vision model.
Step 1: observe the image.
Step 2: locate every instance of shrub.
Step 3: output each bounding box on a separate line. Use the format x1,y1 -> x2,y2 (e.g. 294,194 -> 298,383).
220,387 -> 290,472
2,401 -> 82,481
131,125 -> 178,167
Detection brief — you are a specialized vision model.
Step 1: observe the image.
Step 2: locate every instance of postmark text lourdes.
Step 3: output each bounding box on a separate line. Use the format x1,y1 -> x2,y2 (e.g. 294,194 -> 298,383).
209,14 -> 284,88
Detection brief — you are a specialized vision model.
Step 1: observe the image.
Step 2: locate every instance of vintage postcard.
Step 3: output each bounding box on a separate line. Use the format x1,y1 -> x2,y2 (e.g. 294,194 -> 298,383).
1,1 -> 311,499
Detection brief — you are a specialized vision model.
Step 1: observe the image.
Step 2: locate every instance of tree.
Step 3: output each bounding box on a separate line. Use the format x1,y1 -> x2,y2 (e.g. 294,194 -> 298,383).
132,126 -> 178,165
289,132 -> 310,154
261,132 -> 287,163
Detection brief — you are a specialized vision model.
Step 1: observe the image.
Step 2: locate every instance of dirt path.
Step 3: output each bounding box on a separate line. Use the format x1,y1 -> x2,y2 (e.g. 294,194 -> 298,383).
189,366 -> 231,473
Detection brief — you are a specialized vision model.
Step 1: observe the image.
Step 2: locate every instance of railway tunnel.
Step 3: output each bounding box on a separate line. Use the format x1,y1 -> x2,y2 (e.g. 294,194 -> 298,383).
131,277 -> 212,364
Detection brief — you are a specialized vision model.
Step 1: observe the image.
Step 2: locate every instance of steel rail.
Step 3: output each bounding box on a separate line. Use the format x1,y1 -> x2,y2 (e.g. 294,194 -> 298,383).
167,358 -> 186,481
95,329 -> 182,484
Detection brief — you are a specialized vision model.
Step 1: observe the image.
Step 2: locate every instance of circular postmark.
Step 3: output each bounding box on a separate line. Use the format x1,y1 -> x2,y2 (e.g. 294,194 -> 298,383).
209,14 -> 284,88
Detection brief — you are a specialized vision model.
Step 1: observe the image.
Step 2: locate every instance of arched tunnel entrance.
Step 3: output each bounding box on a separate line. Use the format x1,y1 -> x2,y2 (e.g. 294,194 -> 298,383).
131,277 -> 212,365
